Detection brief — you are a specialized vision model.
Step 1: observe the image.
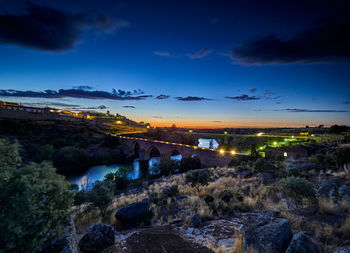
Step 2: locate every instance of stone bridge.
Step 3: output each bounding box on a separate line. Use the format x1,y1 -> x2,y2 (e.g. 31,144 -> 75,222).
118,136 -> 246,168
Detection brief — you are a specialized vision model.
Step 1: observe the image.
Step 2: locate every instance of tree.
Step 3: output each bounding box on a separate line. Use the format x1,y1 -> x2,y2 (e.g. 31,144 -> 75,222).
185,170 -> 211,192
249,143 -> 260,160
0,138 -> 21,168
181,156 -> 201,172
154,156 -> 180,176
0,160 -> 73,252
209,140 -> 214,149
253,158 -> 275,173
219,190 -> 233,203
87,181 -> 114,218
329,125 -> 349,134
104,167 -> 130,191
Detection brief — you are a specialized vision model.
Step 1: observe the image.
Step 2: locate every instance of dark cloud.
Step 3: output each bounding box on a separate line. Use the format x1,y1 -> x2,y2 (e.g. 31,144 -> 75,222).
73,85 -> 93,90
22,102 -> 107,110
156,94 -> 170,99
175,96 -> 212,101
225,94 -> 260,101
211,120 -> 222,123
345,101 -> 350,104
0,88 -> 151,100
232,16 -> 350,64
284,108 -> 350,113
188,48 -> 213,59
122,105 -> 135,108
154,51 -> 171,57
0,3 -> 128,52
152,115 -> 163,119
250,88 -> 257,93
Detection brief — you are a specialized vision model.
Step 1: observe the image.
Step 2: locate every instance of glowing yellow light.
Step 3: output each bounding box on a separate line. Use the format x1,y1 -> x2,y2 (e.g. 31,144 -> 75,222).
257,132 -> 264,136
194,146 -> 197,149
116,121 -> 122,124
260,147 -> 263,150
224,131 -> 228,134
284,152 -> 288,157
273,142 -> 277,145
292,136 -> 294,138
231,150 -> 236,155
147,126 -> 150,128
188,130 -> 193,133
219,149 -> 224,154
284,139 -> 287,141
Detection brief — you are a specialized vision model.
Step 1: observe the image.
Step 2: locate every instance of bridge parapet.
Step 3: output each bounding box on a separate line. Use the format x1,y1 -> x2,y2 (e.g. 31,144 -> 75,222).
117,136 -> 246,168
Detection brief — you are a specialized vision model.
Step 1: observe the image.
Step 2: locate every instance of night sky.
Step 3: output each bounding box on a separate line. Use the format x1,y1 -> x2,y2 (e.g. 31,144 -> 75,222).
1,0 -> 350,128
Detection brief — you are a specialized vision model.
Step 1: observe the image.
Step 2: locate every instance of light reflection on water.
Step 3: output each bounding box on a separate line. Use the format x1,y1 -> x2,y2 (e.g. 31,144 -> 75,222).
69,154 -> 182,189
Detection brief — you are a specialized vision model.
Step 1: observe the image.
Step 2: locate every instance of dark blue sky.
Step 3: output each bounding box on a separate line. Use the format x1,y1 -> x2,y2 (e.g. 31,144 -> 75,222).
1,0 -> 350,127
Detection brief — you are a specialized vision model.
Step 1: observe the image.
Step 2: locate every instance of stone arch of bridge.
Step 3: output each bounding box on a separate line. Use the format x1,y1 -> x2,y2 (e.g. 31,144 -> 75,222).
144,145 -> 161,160
130,141 -> 141,158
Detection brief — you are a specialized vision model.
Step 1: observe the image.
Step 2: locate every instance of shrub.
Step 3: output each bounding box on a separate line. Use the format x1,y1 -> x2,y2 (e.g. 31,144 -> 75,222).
53,146 -> 90,176
185,169 -> 211,192
0,160 -> 73,253
332,148 -> 350,167
253,158 -> 275,173
87,181 -> 114,218
154,156 -> 180,176
233,192 -> 244,202
181,156 -> 201,172
204,195 -> 215,206
34,144 -> 54,162
279,176 -> 316,202
219,190 -> 234,203
0,138 -> 21,167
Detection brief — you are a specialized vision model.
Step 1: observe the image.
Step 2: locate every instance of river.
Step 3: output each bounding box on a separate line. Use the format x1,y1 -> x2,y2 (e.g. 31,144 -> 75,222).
69,138 -> 218,189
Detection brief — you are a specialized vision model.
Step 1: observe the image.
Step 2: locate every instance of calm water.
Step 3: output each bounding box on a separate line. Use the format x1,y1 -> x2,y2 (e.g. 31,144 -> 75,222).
69,155 -> 182,189
198,138 -> 219,149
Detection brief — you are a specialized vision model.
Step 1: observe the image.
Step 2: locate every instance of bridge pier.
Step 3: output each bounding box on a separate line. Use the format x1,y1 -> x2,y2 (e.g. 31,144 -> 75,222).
139,159 -> 149,171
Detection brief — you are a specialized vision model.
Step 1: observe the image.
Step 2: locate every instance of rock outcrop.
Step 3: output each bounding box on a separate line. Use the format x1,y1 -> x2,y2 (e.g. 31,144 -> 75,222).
79,223 -> 115,253
285,233 -> 319,253
115,201 -> 151,225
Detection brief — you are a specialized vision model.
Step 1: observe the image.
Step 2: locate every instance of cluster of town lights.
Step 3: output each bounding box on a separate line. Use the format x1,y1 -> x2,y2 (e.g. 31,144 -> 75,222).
117,136 -> 237,155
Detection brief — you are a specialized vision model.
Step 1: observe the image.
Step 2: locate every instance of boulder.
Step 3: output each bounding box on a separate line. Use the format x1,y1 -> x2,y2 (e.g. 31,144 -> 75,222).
258,172 -> 274,185
41,219 -> 78,253
115,201 -> 150,224
238,170 -> 253,178
335,246 -> 350,253
238,213 -> 292,253
78,223 -> 115,253
339,185 -> 350,201
317,180 -> 338,199
191,214 -> 202,227
285,233 -> 319,253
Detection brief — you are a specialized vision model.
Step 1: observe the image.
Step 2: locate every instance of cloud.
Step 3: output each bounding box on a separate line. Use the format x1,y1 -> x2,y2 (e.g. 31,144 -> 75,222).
122,105 -> 135,108
0,88 -> 151,100
72,85 -> 93,90
283,108 -> 350,113
22,102 -> 107,110
211,120 -> 222,123
225,94 -> 260,101
156,94 -> 170,99
232,16 -> 350,64
188,48 -> 213,59
0,3 -> 128,52
345,101 -> 350,104
152,115 -> 163,119
175,96 -> 212,101
250,88 -> 257,93
154,51 -> 171,57
264,90 -> 274,95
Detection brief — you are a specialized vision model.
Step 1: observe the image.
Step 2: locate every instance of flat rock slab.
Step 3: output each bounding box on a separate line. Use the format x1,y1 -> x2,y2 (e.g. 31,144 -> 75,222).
102,227 -> 213,253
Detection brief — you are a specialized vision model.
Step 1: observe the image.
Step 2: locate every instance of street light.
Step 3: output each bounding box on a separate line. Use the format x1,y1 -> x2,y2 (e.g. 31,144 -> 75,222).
231,150 -> 236,155
219,149 -> 224,154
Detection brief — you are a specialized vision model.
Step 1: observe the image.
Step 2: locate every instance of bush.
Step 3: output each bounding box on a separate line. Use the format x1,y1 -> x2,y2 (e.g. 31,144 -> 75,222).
253,158 -> 275,173
332,148 -> 350,167
53,146 -> 90,176
204,195 -> 215,206
185,169 -> 211,192
104,167 -> 130,191
181,156 -> 201,172
279,176 -> 316,202
0,158 -> 73,252
87,181 -> 114,218
219,190 -> 234,203
34,144 -> 54,162
154,156 -> 180,176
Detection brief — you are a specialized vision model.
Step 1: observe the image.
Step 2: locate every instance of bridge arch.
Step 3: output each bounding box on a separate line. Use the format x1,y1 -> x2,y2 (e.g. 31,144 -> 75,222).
144,145 -> 161,160
130,141 -> 141,157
